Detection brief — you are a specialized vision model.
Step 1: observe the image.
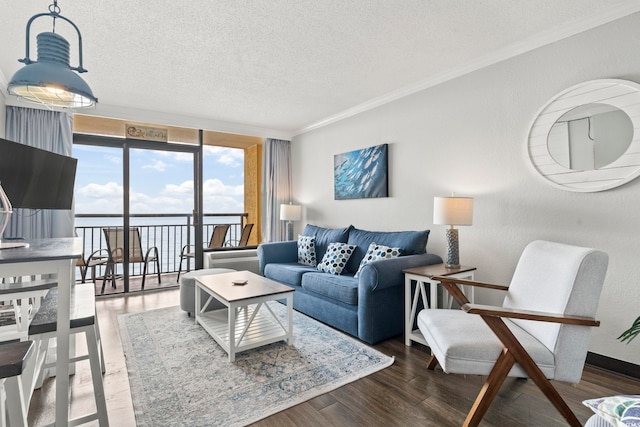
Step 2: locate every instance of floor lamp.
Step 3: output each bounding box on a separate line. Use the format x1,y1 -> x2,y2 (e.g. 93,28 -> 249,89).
433,195 -> 474,268
280,204 -> 301,241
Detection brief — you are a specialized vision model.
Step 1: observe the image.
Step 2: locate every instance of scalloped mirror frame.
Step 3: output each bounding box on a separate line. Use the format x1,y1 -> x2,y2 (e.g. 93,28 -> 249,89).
528,79 -> 640,192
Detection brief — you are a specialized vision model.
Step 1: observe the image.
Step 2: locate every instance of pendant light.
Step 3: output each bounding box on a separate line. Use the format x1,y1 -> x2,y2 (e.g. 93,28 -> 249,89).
7,0 -> 97,108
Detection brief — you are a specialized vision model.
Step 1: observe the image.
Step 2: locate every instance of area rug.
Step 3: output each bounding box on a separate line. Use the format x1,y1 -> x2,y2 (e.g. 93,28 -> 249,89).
118,302 -> 394,426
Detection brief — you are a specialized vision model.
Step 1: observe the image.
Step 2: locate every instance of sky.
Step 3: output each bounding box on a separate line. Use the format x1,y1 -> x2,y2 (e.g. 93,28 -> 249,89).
73,144 -> 244,215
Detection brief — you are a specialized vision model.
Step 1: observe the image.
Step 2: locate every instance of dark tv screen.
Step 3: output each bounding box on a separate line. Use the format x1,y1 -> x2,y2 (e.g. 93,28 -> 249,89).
0,137 -> 77,210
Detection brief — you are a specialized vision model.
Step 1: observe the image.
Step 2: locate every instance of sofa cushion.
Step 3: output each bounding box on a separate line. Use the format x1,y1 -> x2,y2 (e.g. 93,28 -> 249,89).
317,242 -> 357,275
297,234 -> 317,266
302,224 -> 352,261
346,227 -> 430,273
263,262 -> 317,287
354,242 -> 401,278
301,272 -> 359,305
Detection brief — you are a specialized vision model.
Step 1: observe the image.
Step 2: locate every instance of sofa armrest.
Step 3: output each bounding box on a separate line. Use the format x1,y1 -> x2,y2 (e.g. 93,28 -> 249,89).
356,252 -> 443,344
358,253 -> 443,293
257,241 -> 299,275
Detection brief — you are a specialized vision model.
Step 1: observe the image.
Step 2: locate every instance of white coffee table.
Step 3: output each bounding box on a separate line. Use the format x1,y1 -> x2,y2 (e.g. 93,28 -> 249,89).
194,270 -> 294,362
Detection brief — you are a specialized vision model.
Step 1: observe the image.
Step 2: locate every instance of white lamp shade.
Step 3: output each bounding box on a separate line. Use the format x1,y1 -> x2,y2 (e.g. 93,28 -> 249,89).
433,196 -> 474,226
280,204 -> 301,221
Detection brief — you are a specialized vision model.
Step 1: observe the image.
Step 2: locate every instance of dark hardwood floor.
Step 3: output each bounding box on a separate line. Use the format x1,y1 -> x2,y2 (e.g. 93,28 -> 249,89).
27,286 -> 640,426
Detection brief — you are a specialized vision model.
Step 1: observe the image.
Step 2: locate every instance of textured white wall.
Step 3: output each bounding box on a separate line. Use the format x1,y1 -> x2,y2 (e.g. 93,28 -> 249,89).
291,13 -> 640,365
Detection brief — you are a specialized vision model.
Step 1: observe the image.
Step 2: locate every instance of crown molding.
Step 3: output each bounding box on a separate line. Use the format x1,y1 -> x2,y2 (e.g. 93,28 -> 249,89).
295,2 -> 640,136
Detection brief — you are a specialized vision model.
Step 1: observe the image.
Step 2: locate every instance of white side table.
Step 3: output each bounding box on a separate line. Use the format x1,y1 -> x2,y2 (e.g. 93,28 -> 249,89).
403,264 -> 476,346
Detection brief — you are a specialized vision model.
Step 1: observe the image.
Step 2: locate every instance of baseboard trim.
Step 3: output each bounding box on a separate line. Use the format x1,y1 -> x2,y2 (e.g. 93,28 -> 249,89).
586,351 -> 640,379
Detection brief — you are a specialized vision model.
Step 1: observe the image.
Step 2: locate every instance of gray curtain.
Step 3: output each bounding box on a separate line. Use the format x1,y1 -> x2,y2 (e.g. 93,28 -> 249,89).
262,138 -> 292,242
5,106 -> 74,239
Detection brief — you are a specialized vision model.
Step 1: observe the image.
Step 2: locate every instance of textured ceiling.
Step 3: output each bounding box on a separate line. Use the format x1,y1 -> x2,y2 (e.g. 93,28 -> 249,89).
1,1 -> 639,137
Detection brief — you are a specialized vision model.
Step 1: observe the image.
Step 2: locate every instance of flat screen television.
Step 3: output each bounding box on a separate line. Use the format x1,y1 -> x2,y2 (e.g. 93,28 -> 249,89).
0,137 -> 78,210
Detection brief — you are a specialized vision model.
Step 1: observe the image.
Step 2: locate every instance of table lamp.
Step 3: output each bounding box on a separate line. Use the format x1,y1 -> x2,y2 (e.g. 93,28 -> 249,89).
433,195 -> 474,268
280,203 -> 301,241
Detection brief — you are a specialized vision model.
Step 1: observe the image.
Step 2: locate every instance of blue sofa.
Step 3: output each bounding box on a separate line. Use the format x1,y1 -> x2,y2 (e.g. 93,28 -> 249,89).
258,224 -> 442,344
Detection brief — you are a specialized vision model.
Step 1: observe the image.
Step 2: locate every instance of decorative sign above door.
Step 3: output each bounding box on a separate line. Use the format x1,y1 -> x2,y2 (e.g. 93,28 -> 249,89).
125,124 -> 168,142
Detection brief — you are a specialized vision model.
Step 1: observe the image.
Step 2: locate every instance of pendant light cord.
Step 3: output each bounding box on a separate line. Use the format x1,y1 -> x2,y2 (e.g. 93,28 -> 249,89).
49,0 -> 60,32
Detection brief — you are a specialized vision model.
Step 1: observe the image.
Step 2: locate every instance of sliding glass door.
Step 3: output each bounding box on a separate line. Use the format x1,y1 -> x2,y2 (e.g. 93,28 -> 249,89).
73,134 -> 201,294
128,146 -> 197,292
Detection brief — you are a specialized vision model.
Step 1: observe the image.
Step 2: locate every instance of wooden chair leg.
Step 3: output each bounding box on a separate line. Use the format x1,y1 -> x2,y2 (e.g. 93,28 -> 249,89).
464,348 -> 515,427
482,316 -> 582,427
426,355 -> 439,370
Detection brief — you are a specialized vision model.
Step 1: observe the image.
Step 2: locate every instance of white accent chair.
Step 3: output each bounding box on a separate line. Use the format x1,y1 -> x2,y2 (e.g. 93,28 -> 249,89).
417,240 -> 609,427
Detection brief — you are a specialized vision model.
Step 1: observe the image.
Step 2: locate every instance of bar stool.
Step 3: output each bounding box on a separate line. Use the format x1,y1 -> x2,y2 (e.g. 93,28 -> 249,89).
0,340 -> 34,427
0,278 -> 57,342
28,284 -> 108,426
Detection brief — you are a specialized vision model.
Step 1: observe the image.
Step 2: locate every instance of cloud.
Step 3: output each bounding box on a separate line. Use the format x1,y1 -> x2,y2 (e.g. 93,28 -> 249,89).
203,178 -> 244,196
75,178 -> 244,215
165,180 -> 193,195
129,191 -> 189,214
77,181 -> 123,198
204,146 -> 244,167
157,151 -> 193,162
203,195 -> 244,213
75,182 -> 123,214
106,155 -> 121,164
143,160 -> 169,172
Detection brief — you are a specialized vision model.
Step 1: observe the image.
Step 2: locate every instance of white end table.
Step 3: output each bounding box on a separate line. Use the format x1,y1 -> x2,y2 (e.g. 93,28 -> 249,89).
403,264 -> 476,347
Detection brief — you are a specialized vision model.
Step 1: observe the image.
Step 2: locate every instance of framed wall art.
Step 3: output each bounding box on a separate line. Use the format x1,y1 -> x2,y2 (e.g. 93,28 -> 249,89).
334,143 -> 388,200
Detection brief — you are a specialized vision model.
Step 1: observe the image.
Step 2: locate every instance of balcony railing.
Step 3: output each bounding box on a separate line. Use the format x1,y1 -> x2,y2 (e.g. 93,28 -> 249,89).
74,213 -> 249,281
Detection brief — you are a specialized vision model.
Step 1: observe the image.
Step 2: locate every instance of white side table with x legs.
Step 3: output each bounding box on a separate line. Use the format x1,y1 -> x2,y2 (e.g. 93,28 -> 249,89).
403,264 -> 476,347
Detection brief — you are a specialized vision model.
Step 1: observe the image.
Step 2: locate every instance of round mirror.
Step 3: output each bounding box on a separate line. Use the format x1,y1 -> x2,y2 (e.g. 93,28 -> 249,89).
528,79 -> 640,192
547,103 -> 633,171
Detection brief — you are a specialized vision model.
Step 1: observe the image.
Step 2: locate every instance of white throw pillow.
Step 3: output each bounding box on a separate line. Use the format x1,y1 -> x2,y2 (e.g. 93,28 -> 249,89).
317,242 -> 356,275
297,234 -> 316,266
583,395 -> 640,427
354,242 -> 401,278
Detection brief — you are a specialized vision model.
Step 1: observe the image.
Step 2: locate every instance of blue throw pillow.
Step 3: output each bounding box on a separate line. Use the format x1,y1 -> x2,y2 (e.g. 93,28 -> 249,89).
317,242 -> 357,275
302,224 -> 352,261
354,242 -> 401,278
297,234 -> 316,266
345,227 -> 429,273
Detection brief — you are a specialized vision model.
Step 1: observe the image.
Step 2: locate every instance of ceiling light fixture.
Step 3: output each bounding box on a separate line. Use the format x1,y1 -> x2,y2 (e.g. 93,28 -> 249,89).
7,0 -> 97,108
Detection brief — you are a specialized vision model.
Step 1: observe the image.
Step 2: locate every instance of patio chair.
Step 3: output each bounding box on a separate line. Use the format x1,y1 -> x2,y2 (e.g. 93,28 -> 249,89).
227,223 -> 254,247
74,230 -> 109,284
177,224 -> 230,281
417,240 -> 608,427
76,249 -> 109,284
102,227 -> 161,293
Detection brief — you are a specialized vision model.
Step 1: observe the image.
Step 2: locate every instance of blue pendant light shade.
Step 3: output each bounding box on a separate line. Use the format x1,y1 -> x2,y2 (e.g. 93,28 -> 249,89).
7,2 -> 97,109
